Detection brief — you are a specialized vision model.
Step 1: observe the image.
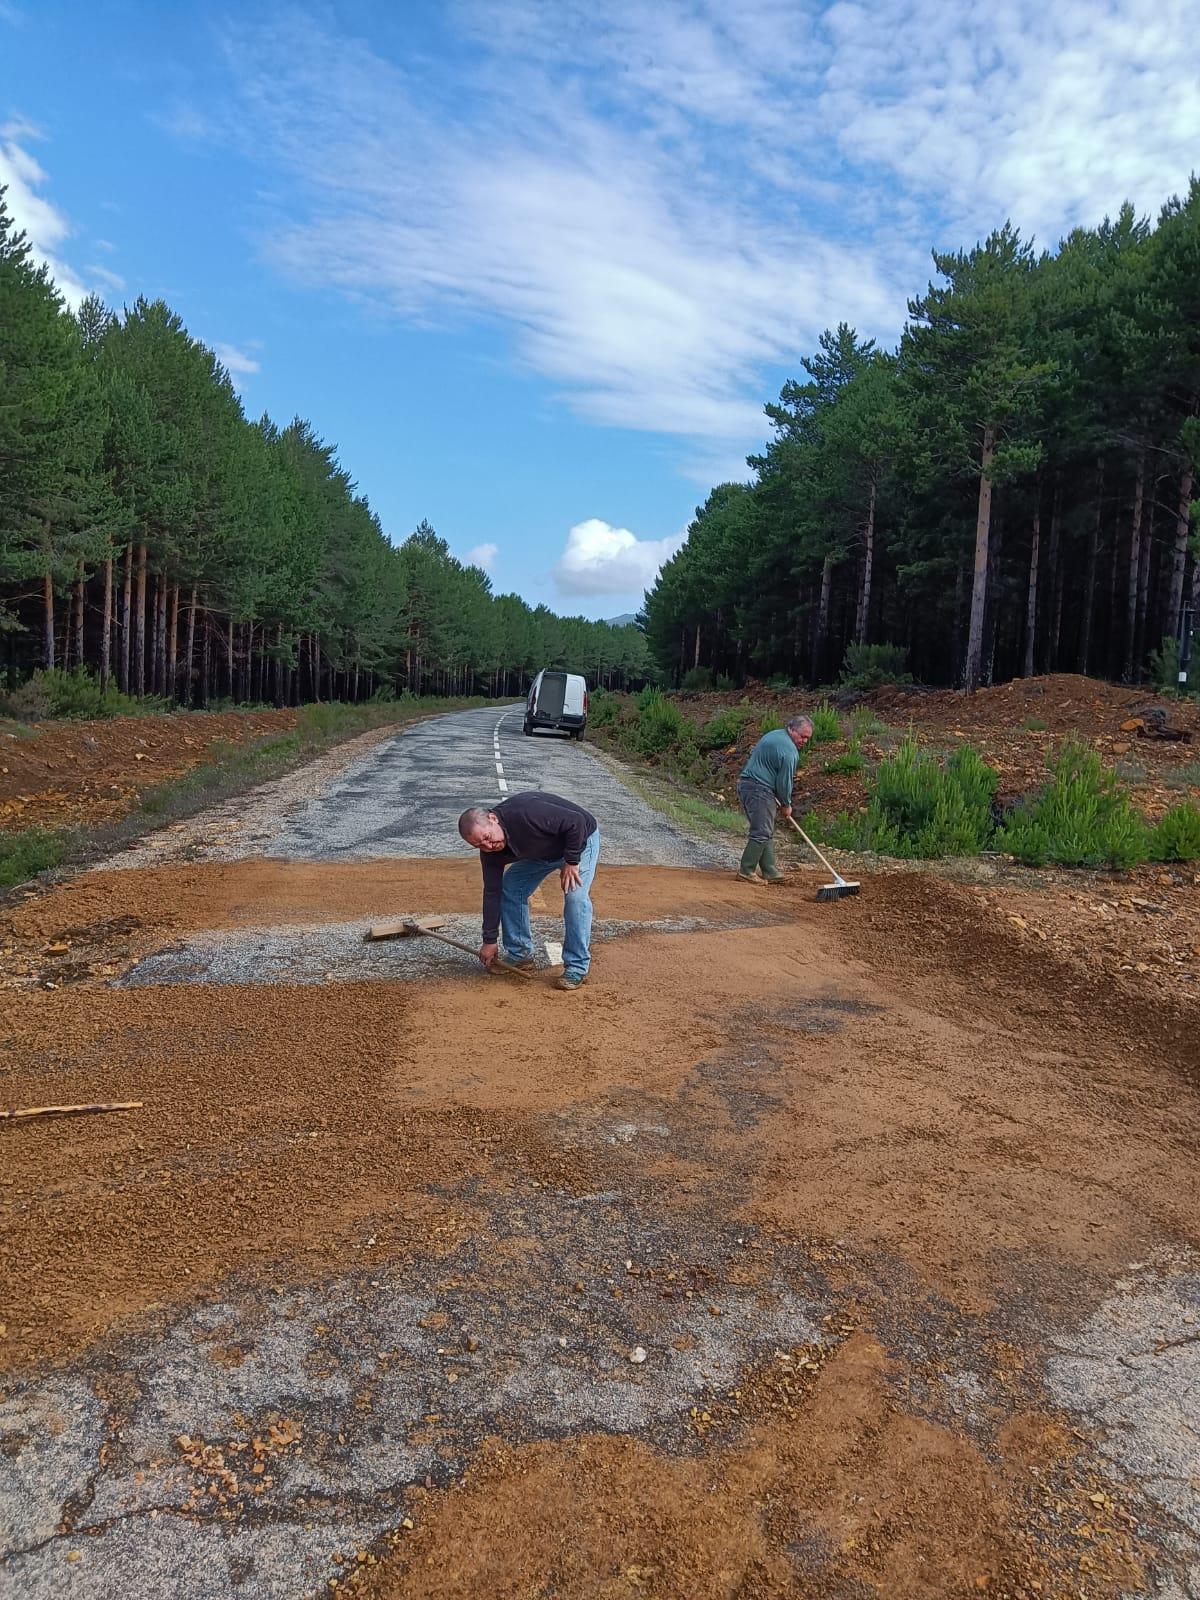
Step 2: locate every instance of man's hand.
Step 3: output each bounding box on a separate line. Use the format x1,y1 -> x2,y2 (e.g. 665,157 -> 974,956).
778,804 -> 793,819
560,862 -> 582,894
478,941 -> 499,968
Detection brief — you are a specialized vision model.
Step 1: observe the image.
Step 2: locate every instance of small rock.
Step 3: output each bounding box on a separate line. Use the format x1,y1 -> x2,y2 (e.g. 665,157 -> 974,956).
630,1346 -> 648,1364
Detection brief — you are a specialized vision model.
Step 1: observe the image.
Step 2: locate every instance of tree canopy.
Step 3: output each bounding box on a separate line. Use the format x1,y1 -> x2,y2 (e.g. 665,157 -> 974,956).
643,186 -> 1200,691
0,189 -> 650,704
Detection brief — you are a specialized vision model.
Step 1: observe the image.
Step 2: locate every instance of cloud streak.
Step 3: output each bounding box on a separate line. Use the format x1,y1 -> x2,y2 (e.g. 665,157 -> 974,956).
212,1 -> 1197,476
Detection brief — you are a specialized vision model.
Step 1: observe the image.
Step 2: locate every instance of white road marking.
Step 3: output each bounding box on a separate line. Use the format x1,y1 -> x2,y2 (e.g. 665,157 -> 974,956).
493,712 -> 511,795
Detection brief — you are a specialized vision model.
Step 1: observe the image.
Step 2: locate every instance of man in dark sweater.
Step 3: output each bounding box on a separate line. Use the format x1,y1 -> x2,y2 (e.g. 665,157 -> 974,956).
457,791 -> 600,991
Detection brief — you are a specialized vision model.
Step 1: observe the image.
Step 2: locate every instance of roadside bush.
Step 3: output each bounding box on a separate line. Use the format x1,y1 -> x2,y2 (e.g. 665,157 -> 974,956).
758,710 -> 783,734
765,675 -> 793,692
1149,801 -> 1200,862
996,738 -> 1150,868
837,641 -> 912,691
0,826 -> 70,889
680,666 -> 714,691
1148,635 -> 1182,697
696,705 -> 754,750
587,687 -> 623,727
828,736 -> 997,858
810,702 -> 841,743
630,688 -> 687,756
0,667 -> 164,721
823,738 -> 867,776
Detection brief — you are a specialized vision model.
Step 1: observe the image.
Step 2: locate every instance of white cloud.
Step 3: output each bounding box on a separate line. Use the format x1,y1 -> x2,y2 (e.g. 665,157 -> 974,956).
466,542 -> 499,572
554,518 -> 684,596
0,118 -> 89,306
212,341 -> 261,382
213,2 -> 1200,473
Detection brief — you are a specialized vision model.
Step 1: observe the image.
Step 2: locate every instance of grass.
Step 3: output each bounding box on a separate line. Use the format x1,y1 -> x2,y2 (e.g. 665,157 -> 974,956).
0,826 -> 74,890
1165,762 -> 1200,791
0,696 -> 495,893
1022,716 -> 1048,732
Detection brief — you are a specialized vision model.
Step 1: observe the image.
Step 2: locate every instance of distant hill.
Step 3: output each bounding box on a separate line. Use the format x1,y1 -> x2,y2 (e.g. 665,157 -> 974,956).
606,612 -> 637,626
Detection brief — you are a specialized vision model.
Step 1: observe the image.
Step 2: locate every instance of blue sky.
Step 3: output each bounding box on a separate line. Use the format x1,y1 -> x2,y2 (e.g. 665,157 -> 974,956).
3,1 -> 1198,618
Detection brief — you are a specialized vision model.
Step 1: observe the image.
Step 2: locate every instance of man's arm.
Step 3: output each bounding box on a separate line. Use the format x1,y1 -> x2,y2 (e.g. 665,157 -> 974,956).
481,853 -> 506,944
775,747 -> 798,806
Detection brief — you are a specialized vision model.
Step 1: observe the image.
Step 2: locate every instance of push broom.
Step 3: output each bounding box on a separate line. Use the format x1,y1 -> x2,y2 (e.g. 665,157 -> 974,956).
784,814 -> 860,902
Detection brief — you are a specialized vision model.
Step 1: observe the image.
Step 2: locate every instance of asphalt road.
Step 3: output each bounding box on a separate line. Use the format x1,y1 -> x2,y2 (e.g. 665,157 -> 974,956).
257,704 -> 727,867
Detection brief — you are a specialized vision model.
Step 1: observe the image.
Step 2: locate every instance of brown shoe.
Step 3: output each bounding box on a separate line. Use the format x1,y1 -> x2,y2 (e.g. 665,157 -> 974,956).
735,871 -> 765,887
505,957 -> 538,973
555,971 -> 587,991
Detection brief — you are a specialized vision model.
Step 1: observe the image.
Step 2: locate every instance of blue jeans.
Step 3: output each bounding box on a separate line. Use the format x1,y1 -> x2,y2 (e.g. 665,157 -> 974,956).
501,828 -> 600,979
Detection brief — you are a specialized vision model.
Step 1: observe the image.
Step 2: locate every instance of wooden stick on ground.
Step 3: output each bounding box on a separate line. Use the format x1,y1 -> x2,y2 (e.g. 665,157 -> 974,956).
0,1100 -> 143,1123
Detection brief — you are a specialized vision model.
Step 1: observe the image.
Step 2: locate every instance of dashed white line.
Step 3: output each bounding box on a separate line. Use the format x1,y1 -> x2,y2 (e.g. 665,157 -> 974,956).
493,713 -> 510,794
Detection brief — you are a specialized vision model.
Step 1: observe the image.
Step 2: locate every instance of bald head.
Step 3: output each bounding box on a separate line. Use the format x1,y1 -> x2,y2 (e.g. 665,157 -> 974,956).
458,806 -> 508,852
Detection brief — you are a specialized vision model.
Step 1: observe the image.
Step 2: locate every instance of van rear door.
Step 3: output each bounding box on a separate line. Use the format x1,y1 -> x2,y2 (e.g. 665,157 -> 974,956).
537,672 -> 568,720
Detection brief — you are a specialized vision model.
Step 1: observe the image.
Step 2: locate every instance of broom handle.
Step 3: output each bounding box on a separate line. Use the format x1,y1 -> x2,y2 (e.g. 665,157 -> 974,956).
783,814 -> 846,884
424,929 -> 535,979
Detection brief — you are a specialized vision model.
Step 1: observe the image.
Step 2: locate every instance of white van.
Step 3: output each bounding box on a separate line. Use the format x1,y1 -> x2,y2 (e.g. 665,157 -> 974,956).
523,670 -> 588,739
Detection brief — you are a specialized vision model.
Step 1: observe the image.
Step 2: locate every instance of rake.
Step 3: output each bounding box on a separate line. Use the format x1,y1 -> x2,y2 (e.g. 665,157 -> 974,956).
784,815 -> 861,902
363,915 -> 535,978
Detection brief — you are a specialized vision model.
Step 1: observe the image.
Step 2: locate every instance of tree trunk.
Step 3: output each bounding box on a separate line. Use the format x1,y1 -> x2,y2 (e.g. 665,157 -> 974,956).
42,572 -> 55,670
1077,460 -> 1103,675
100,555 -> 113,692
856,477 -> 876,645
693,624 -> 701,670
1167,463 -> 1195,640
185,587 -> 198,710
1122,449 -> 1147,680
1045,479 -> 1063,672
72,562 -> 85,673
201,614 -> 212,708
134,543 -> 147,697
167,584 -> 179,702
154,576 -> 168,696
1023,486 -> 1041,678
226,617 -> 235,700
962,425 -> 996,692
812,551 -> 835,684
983,496 -> 1004,687
120,543 -> 133,692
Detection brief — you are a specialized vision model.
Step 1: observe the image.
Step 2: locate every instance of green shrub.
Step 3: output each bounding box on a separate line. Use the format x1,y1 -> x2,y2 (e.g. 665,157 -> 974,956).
823,739 -> 867,776
680,666 -> 714,691
837,641 -> 912,691
696,705 -> 754,750
0,667 -> 165,721
834,736 -> 997,858
1148,635 -> 1181,697
587,687 -> 623,727
1149,802 -> 1200,862
1022,716 -> 1047,732
765,675 -> 793,692
996,738 -> 1150,868
758,710 -> 783,734
810,701 -> 841,743
0,826 -> 70,889
630,688 -> 687,756
714,673 -> 735,692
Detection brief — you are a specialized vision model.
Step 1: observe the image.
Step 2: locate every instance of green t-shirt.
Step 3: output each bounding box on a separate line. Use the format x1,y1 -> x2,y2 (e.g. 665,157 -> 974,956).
740,727 -> 798,805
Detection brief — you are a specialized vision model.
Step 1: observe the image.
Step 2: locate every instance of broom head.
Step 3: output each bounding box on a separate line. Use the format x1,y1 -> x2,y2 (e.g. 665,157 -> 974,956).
815,880 -> 860,902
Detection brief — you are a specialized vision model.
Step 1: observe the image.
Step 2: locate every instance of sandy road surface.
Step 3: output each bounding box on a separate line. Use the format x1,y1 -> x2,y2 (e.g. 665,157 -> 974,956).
1,709 -> 1198,1600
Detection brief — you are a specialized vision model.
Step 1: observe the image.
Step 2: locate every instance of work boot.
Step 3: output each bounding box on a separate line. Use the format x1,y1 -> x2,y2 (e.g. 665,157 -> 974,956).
504,956 -> 538,973
759,842 -> 785,884
556,971 -> 587,991
737,840 -> 765,884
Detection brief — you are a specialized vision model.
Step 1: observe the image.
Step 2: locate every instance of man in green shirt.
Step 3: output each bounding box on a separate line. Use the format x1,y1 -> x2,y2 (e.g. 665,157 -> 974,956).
736,716 -> 814,884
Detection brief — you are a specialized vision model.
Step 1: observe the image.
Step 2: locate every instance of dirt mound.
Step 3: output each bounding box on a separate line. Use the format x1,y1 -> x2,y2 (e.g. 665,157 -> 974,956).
0,707 -> 298,834
863,672 -> 1200,737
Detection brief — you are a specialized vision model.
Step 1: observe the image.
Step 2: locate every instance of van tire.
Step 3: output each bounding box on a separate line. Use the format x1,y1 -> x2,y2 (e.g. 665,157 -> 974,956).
523,718 -> 533,736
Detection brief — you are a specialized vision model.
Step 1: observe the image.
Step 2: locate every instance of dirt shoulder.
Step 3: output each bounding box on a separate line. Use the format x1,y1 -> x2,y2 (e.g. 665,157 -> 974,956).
0,707 -> 299,835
